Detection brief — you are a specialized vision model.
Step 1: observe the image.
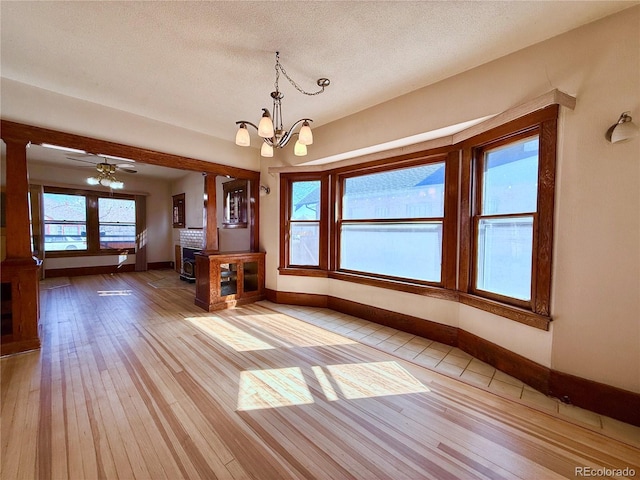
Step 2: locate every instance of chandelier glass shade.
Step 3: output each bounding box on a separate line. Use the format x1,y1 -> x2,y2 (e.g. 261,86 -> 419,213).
86,163 -> 124,189
235,52 -> 329,157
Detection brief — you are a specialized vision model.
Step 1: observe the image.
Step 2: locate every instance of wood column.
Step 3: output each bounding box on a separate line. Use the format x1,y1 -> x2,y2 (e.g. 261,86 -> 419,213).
135,195 -> 147,271
1,137 -> 42,355
203,173 -> 218,252
3,138 -> 34,259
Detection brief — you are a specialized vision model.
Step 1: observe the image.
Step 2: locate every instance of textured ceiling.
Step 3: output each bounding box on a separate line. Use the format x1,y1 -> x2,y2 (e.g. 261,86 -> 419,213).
1,1 -> 635,150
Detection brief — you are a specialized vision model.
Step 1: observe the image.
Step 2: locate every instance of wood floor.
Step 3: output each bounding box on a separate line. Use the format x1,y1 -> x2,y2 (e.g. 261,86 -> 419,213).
2,271 -> 639,480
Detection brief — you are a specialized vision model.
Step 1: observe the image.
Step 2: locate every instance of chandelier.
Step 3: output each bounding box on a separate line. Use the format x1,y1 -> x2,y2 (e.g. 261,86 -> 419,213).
86,163 -> 124,189
235,52 -> 330,157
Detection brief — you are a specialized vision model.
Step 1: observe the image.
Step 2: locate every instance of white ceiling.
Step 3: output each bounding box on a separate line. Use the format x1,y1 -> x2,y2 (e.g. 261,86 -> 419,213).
1,1 -> 636,178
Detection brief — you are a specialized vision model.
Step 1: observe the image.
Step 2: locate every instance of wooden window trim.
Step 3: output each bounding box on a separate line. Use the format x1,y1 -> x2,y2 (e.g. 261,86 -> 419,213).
334,153 -> 452,287
459,105 -> 558,321
43,186 -> 137,257
279,173 -> 329,271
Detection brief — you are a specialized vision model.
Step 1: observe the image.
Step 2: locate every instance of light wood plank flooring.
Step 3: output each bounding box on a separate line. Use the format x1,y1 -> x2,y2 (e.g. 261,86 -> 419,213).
2,271 -> 639,480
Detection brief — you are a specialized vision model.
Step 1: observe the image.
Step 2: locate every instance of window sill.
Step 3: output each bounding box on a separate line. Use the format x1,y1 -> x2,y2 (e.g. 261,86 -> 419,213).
278,268 -> 551,330
458,293 -> 551,330
45,249 -> 135,258
329,271 -> 458,301
278,267 -> 328,278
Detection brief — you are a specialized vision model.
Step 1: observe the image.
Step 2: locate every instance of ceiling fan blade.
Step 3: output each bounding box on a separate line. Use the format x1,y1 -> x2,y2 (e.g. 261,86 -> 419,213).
117,166 -> 138,173
66,156 -> 98,165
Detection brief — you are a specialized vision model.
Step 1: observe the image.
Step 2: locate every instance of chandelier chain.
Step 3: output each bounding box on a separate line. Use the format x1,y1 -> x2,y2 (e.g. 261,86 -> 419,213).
275,53 -> 326,96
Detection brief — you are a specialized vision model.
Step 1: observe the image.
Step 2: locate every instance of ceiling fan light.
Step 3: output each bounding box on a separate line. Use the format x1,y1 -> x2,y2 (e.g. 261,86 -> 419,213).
258,111 -> 275,138
110,180 -> 124,189
294,140 -> 307,156
100,177 -> 112,187
261,142 -> 274,157
235,124 -> 251,146
87,177 -> 100,185
298,122 -> 313,145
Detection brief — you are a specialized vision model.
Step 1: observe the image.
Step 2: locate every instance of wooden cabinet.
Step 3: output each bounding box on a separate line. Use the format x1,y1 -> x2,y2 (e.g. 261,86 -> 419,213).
194,251 -> 265,311
1,259 -> 42,355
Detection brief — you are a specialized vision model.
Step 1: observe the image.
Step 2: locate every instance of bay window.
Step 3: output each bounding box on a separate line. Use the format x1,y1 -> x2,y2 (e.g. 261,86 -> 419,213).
279,105 -> 557,328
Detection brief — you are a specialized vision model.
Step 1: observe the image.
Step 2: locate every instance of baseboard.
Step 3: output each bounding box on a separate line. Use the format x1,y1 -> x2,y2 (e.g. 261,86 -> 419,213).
327,296 -> 458,346
148,261 -> 173,270
458,329 -> 550,393
45,264 -> 135,278
265,289 -> 328,308
549,370 -> 640,426
0,338 -> 41,357
266,289 -> 640,427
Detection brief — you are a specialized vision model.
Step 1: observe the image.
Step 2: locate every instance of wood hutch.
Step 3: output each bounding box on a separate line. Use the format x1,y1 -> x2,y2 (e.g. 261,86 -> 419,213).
194,251 -> 265,311
1,132 -> 42,355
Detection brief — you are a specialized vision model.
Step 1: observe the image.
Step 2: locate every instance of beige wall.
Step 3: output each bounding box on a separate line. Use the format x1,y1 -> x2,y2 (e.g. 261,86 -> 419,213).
262,7 -> 640,392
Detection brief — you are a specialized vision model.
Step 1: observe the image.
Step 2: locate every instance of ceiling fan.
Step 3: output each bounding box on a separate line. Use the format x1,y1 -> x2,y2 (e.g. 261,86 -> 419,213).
65,153 -> 139,174
66,153 -> 140,189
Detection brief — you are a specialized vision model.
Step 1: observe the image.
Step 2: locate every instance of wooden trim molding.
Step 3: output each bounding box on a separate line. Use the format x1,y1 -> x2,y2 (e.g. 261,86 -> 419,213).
549,371 -> 640,427
458,293 -> 551,331
328,296 -> 458,346
45,264 -> 135,278
1,120 -> 260,180
148,262 -> 173,270
265,289 -> 328,308
457,329 -> 550,393
329,271 -> 459,302
266,289 -> 639,427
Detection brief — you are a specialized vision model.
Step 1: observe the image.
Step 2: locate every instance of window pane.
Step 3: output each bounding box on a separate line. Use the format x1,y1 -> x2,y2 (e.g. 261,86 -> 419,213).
43,193 -> 87,251
476,217 -> 533,300
340,222 -> 442,282
98,198 -> 136,249
290,222 -> 319,266
291,181 -> 320,221
482,136 -> 538,215
343,163 -> 445,220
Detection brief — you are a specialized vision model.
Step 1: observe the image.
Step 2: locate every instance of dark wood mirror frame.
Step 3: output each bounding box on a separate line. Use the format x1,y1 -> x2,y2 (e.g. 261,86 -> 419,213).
172,193 -> 186,228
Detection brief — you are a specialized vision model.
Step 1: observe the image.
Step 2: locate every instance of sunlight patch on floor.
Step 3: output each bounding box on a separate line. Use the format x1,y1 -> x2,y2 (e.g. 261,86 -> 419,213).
186,316 -> 275,352
237,361 -> 429,411
237,313 -> 358,348
237,367 -> 314,411
327,361 -> 430,400
97,290 -> 133,296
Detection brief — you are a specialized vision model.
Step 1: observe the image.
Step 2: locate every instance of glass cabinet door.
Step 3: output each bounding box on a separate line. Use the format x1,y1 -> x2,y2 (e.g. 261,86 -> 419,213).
220,262 -> 238,296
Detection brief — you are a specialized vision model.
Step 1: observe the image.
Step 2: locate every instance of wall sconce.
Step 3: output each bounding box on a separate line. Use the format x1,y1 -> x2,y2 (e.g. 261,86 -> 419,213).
606,112 -> 639,143
260,185 -> 271,197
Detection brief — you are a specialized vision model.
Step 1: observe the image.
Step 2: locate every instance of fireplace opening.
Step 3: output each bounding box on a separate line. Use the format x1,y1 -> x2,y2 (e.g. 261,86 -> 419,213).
180,247 -> 200,282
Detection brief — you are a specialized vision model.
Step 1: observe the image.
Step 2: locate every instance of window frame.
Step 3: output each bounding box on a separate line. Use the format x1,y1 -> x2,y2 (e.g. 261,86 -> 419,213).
334,154 -> 454,287
279,173 -> 329,275
43,186 -> 137,257
470,130 -> 541,308
459,105 -> 558,323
